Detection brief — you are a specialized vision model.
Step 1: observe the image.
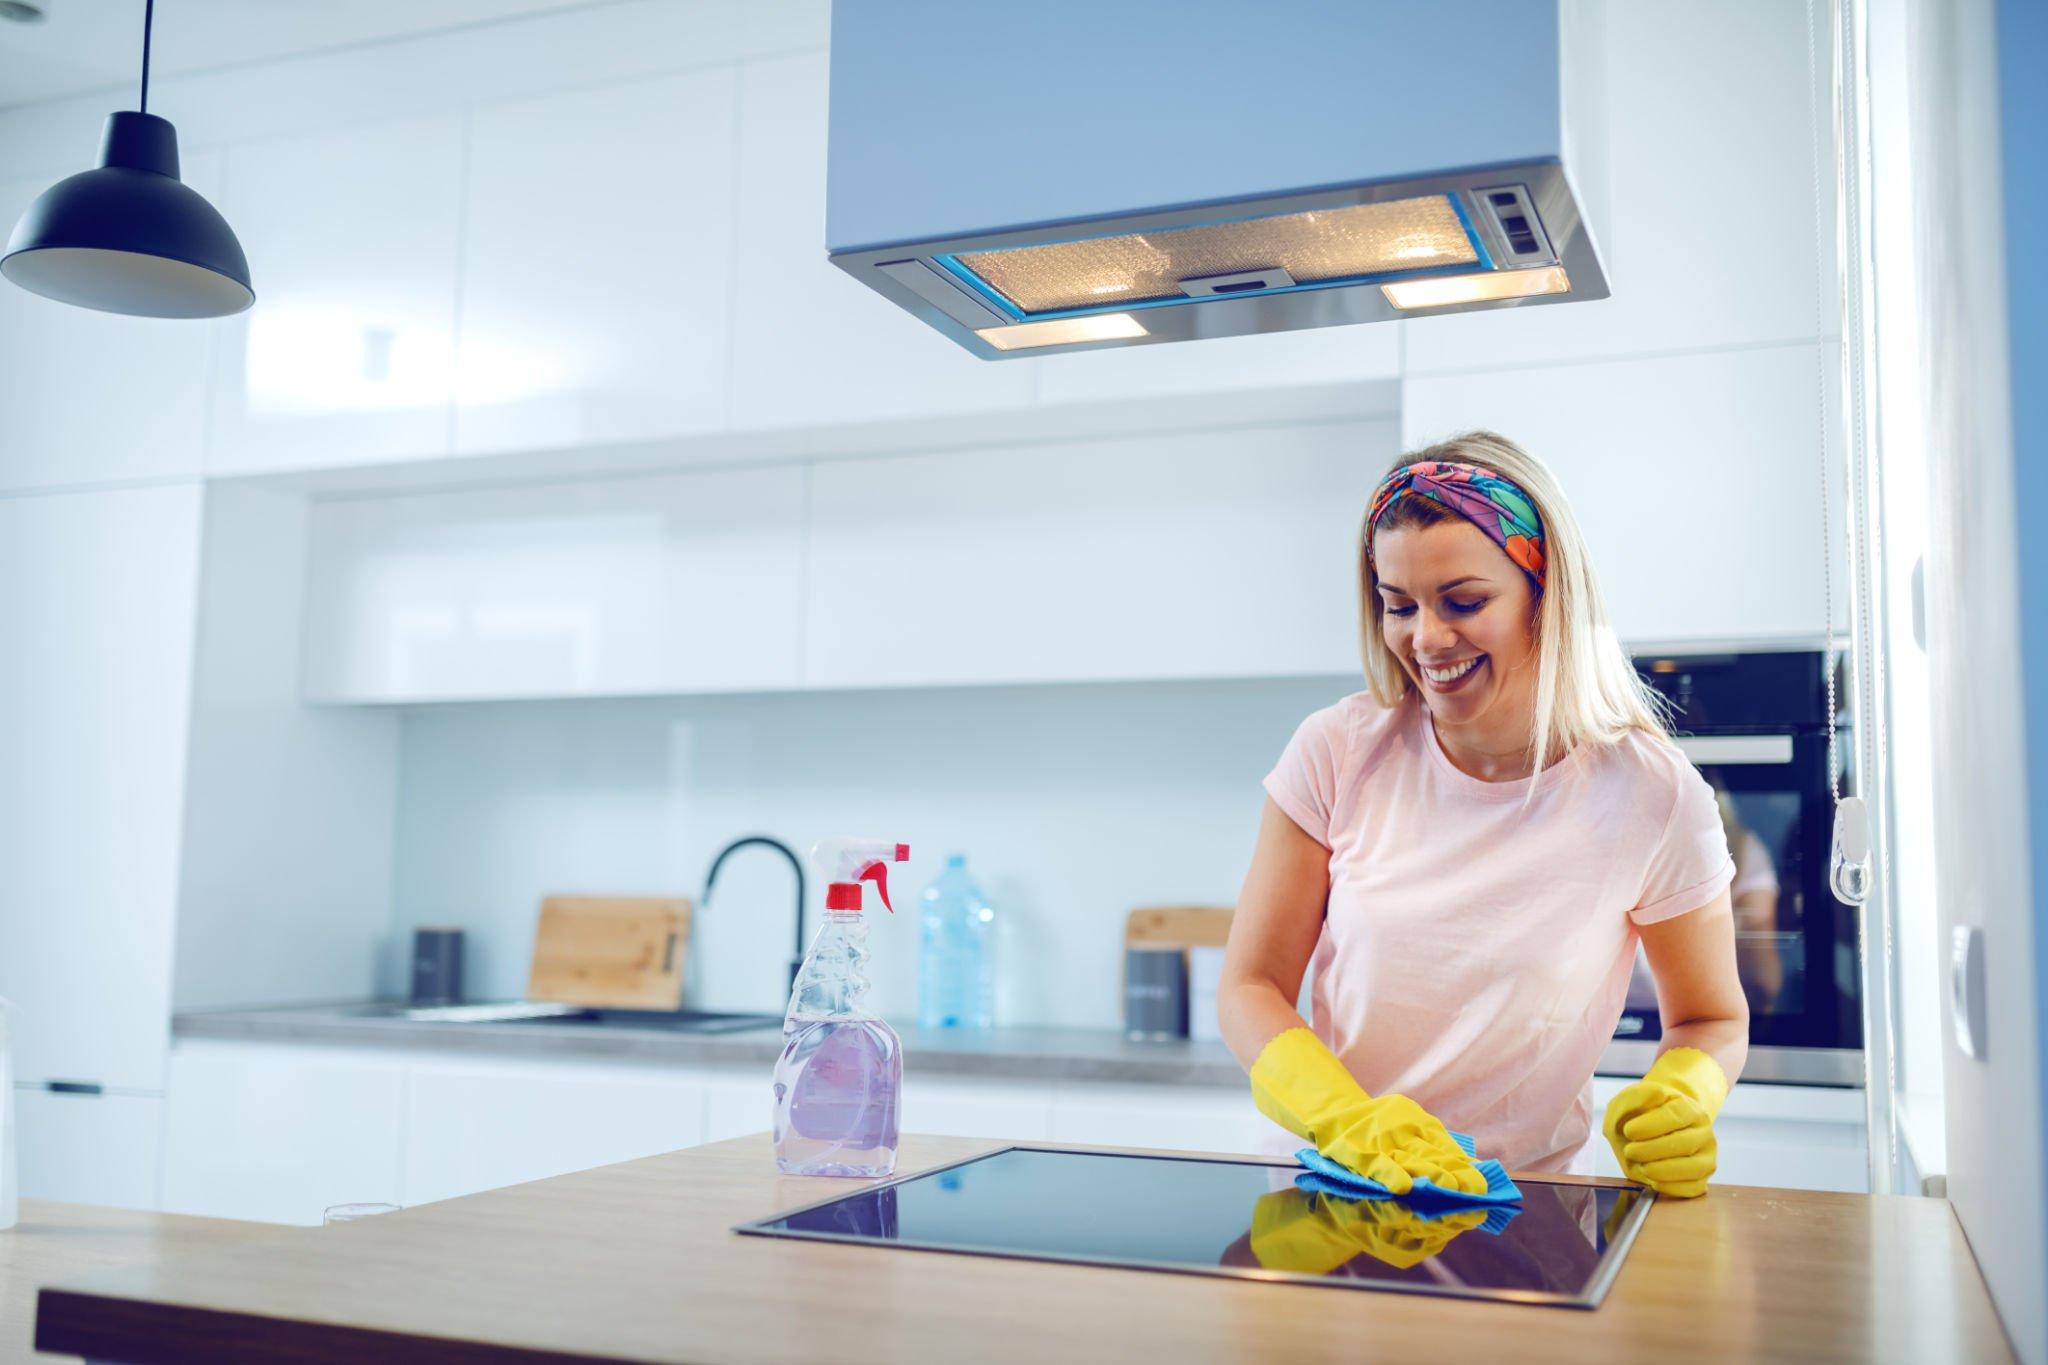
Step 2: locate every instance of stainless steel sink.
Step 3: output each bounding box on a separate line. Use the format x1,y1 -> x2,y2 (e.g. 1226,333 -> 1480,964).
505,1009 -> 782,1035
363,1002 -> 782,1033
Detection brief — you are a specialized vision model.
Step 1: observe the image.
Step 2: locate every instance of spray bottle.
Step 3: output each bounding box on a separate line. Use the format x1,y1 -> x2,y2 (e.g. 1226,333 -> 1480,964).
772,839 -> 909,1177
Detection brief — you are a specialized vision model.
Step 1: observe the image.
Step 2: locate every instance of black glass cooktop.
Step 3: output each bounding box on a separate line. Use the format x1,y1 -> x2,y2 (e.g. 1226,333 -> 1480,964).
736,1145 -> 1652,1309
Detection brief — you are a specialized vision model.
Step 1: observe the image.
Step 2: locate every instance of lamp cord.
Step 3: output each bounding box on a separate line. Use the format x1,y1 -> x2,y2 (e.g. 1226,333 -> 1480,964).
139,0 -> 154,114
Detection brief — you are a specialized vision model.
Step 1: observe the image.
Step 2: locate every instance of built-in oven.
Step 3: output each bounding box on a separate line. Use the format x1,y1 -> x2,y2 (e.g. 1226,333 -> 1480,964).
1602,650 -> 1862,1087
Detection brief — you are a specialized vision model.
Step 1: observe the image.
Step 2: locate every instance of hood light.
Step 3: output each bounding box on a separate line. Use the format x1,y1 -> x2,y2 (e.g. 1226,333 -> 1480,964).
958,194 -> 1474,316
976,313 -> 1147,351
1382,266 -> 1569,312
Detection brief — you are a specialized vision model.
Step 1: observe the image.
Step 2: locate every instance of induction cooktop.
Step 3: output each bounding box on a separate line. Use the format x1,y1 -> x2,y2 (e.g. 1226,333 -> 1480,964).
735,1145 -> 1653,1309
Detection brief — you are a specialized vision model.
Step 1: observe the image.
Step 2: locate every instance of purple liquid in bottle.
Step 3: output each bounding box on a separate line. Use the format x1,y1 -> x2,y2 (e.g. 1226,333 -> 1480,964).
774,1018 -> 901,1176
773,906 -> 901,1177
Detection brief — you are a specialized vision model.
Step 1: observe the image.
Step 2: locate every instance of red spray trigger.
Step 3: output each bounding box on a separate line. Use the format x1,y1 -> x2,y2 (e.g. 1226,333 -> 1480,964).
857,859 -> 894,912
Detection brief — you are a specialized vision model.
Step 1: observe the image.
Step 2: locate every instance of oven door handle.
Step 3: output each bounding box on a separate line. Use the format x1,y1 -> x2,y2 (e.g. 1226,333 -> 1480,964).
1673,735 -> 1796,765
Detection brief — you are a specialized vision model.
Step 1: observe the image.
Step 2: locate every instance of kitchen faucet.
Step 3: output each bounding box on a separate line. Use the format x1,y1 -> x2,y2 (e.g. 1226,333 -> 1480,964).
701,836 -> 808,1000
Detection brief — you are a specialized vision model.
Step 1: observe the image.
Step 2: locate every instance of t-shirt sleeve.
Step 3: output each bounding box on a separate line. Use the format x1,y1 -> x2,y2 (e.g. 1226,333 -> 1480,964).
1629,759 -> 1738,925
1263,704 -> 1349,849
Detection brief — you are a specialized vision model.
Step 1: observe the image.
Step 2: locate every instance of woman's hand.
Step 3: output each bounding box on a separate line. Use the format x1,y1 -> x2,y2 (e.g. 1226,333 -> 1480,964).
1323,1091 -> 1487,1196
1602,1046 -> 1730,1198
1250,1028 -> 1487,1196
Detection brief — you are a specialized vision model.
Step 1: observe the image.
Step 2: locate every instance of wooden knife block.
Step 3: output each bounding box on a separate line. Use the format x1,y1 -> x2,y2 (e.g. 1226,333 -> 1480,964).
527,896 -> 691,1010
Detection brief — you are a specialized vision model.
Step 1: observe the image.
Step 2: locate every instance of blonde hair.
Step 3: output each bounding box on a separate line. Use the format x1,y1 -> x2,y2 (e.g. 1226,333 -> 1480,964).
1359,431 -> 1670,771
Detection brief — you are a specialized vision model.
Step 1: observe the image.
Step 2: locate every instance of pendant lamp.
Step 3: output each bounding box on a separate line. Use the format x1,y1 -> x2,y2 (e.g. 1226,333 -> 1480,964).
1,0 -> 252,317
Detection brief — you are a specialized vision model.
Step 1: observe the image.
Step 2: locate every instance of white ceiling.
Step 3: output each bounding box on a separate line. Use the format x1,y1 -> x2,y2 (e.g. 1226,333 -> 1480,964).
0,0 -> 593,110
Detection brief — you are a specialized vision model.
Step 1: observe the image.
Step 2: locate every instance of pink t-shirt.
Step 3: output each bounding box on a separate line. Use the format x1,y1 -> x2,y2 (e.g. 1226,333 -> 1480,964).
1263,692 -> 1734,1173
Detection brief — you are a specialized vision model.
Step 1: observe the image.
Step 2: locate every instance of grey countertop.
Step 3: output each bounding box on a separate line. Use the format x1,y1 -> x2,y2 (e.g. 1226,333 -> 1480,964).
172,1005 -> 1864,1089
171,1003 -> 1248,1088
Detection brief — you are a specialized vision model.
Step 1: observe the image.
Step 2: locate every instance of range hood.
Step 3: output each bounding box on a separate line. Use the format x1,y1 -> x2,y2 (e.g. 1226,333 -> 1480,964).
826,0 -> 1607,359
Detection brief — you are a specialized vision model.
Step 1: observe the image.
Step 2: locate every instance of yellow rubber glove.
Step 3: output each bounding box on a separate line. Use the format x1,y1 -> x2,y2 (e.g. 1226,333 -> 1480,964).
1602,1046 -> 1730,1198
1249,1189 -> 1488,1273
1249,1027 -> 1485,1197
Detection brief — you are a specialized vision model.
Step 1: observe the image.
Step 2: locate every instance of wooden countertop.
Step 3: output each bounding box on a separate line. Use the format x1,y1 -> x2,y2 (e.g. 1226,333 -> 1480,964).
36,1135 -> 2012,1364
4,1200 -> 273,1361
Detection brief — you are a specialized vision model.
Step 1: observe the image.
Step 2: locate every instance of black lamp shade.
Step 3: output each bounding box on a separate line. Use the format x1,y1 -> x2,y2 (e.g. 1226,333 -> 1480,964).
1,111 -> 253,319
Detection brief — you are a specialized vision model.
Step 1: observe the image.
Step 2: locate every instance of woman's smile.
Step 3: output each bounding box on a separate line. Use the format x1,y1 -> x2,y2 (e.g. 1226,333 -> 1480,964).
1419,655 -> 1487,691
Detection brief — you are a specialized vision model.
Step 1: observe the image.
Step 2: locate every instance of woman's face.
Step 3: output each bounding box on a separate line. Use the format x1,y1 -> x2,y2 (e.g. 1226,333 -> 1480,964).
1372,519 -> 1540,738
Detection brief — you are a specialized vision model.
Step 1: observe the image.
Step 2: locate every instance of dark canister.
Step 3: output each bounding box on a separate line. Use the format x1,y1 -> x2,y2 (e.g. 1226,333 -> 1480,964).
410,927 -> 465,1006
1123,946 -> 1188,1041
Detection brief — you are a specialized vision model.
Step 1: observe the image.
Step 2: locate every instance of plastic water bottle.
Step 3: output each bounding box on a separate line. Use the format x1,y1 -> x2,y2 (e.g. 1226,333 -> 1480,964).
773,839 -> 907,1178
918,854 -> 995,1031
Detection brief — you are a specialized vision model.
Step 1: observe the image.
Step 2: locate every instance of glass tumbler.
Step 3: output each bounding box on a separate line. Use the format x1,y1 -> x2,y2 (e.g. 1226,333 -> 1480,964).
323,1202 -> 402,1226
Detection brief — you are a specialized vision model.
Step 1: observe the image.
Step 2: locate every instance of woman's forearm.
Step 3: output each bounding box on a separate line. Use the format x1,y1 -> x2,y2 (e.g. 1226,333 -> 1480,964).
1218,975 -> 1315,1072
1657,1013 -> 1748,1088
1636,891 -> 1750,1091
1219,799 -> 1332,1074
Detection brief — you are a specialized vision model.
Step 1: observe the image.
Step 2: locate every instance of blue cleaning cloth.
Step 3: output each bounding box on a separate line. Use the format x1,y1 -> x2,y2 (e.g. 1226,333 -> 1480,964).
1293,1131 -> 1524,1235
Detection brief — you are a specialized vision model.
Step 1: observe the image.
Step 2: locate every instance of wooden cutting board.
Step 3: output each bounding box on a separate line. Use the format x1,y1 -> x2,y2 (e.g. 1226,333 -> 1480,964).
527,896 -> 691,1010
1124,905 -> 1233,952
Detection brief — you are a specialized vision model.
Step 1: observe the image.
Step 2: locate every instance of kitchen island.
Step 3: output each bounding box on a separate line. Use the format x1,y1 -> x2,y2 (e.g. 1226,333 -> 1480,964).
36,1134 -> 2009,1363
3,1201 -> 272,1359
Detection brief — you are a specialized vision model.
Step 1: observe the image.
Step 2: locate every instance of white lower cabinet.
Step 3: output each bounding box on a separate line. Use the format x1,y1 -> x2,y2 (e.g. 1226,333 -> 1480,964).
904,1078 -> 1055,1143
163,1043 -> 406,1225
702,1069 -> 773,1145
400,1057 -> 704,1206
164,1042 -> 716,1224
162,1042 -> 1872,1224
1049,1082 -> 1279,1157
13,1088 -> 163,1211
1591,1077 -> 1869,1194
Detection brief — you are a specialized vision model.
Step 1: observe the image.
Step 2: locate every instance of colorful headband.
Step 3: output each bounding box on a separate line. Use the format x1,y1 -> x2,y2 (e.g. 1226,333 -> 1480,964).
1367,460 -> 1547,584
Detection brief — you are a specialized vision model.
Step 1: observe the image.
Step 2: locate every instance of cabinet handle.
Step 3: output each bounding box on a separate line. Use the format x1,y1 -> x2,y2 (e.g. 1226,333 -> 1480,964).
45,1080 -> 103,1096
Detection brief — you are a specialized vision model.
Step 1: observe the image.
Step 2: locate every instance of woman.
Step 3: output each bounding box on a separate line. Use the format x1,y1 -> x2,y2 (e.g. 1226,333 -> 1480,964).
1218,432 -> 1749,1199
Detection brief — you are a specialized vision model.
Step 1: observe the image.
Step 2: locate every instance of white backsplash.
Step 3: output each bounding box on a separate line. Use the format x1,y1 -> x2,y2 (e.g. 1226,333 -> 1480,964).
384,676 -> 1353,1028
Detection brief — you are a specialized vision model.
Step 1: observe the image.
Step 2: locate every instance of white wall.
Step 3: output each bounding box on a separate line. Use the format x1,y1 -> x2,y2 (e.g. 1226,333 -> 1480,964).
1868,0 -> 1946,1185
1902,0 -> 2043,1357
385,676 -> 1352,1027
172,484 -> 402,1009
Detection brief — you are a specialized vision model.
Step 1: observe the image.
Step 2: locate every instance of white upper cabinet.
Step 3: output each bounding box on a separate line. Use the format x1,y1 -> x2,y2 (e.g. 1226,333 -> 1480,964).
207,113 -> 465,476
1403,0 -> 1833,374
0,157 -> 225,494
301,464 -> 805,702
453,69 -> 739,456
803,420 -> 1389,689
1401,345 -> 1834,645
0,484 -> 202,1091
728,52 -> 1037,430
